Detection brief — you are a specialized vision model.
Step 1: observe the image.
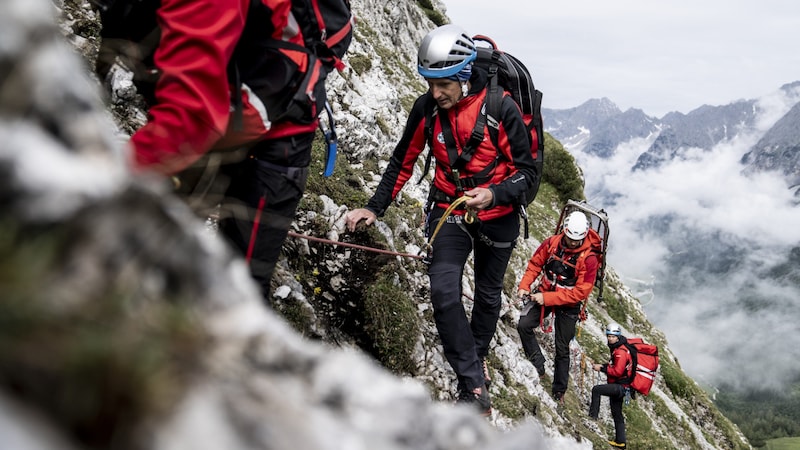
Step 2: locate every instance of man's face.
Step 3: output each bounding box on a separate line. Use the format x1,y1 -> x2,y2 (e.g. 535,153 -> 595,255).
426,78 -> 462,110
563,235 -> 583,249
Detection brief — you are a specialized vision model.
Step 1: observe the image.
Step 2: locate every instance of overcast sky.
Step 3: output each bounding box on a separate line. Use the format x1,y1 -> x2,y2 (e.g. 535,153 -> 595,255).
443,0 -> 800,117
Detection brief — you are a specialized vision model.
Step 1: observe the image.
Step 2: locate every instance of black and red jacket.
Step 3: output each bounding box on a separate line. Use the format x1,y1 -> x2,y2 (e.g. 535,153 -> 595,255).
365,67 -> 538,222
126,0 -> 318,175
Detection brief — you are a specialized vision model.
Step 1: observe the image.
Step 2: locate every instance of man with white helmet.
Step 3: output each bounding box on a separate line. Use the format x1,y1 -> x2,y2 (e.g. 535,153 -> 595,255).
517,210 -> 601,401
345,24 -> 538,415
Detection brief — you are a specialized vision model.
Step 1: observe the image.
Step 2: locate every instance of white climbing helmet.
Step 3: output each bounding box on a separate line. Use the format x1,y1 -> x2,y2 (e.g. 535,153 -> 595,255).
563,211 -> 590,240
606,323 -> 623,336
417,24 -> 477,80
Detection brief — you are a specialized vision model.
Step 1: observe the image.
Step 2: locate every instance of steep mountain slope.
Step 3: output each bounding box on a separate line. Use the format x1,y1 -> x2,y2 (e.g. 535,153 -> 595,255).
265,1 -> 750,448
537,67 -> 800,447
0,0 -> 750,449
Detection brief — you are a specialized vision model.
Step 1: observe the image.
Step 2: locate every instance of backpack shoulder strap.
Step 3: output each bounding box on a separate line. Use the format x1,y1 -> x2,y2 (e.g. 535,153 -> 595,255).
418,94 -> 437,185
484,50 -> 504,150
620,342 -> 639,384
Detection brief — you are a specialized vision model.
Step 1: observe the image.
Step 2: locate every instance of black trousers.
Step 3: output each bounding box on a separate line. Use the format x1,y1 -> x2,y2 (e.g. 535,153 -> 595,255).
589,383 -> 626,444
218,132 -> 314,302
517,303 -> 580,393
425,207 -> 518,392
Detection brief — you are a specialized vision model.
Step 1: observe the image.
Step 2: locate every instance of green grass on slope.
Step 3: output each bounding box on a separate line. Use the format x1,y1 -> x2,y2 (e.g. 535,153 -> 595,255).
765,437 -> 800,450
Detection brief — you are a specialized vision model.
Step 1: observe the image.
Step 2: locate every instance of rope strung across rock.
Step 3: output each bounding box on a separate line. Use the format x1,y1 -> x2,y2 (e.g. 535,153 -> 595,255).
287,231 -> 424,259
287,195 -> 476,261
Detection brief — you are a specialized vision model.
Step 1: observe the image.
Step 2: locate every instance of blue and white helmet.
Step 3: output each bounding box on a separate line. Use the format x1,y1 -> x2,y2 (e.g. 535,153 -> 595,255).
606,323 -> 623,336
417,24 -> 477,80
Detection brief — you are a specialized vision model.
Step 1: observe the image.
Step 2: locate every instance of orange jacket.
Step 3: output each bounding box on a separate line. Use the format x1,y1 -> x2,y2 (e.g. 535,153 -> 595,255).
517,228 -> 601,307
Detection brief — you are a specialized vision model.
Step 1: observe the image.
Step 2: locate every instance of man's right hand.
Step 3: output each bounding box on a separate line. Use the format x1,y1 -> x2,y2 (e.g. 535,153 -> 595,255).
345,208 -> 377,232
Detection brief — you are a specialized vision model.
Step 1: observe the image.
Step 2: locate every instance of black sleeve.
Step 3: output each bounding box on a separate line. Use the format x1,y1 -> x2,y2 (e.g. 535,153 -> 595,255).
365,93 -> 431,216
487,95 -> 539,206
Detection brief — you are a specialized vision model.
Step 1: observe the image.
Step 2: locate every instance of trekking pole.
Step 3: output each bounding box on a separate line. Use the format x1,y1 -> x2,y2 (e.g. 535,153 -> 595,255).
579,350 -> 586,391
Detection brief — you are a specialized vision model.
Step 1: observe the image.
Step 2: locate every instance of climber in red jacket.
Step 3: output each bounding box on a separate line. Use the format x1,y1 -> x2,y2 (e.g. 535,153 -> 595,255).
345,24 -> 538,415
517,210 -> 601,401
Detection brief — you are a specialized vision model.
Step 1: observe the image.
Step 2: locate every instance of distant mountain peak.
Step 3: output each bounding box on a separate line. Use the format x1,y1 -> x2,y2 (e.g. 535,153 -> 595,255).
544,83 -> 800,179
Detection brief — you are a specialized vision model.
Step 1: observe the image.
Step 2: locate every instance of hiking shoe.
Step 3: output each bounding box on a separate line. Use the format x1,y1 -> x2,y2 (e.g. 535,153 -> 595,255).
535,365 -> 546,377
456,385 -> 492,416
608,440 -> 626,449
481,358 -> 492,387
552,391 -> 565,402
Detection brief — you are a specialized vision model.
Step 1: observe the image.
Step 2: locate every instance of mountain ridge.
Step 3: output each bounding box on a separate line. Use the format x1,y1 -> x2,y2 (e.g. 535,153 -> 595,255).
543,83 -> 800,179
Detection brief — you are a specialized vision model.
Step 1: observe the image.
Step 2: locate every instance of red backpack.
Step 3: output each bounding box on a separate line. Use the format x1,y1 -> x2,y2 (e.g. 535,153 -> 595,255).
622,338 -> 660,396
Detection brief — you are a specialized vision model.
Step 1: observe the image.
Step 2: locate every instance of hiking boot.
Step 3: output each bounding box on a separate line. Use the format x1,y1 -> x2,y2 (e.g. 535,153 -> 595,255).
456,385 -> 492,416
608,440 -> 626,449
530,355 -> 546,377
552,391 -> 565,402
481,358 -> 492,387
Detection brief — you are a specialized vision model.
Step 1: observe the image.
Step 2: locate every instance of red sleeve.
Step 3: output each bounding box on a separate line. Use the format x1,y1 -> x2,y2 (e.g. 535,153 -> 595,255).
130,0 -> 249,175
518,238 -> 551,291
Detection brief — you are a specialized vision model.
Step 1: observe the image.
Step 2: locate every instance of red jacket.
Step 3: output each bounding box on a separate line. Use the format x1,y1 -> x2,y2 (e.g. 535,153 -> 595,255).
517,229 -> 601,307
364,68 -> 538,222
130,0 -> 317,175
605,340 -> 633,384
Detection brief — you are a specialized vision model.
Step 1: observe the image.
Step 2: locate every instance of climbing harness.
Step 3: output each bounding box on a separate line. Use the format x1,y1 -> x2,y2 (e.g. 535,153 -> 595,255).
424,195 -> 474,251
421,195 -> 475,264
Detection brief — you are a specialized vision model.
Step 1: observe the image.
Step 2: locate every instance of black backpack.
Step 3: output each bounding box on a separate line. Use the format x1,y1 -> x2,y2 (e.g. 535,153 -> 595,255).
421,35 -> 544,237
92,0 -> 354,127
233,0 -> 353,125
474,35 -> 544,205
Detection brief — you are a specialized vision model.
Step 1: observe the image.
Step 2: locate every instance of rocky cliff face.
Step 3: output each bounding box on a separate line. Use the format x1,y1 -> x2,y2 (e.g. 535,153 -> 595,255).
741,97 -> 800,180
0,0 -> 750,449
